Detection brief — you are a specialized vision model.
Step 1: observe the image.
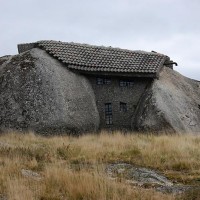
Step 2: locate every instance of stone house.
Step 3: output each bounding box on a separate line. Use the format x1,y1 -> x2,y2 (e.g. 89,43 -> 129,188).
17,40 -> 176,131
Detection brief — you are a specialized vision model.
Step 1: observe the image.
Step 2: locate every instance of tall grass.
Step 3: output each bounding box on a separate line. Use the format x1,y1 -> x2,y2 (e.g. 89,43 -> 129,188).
0,131 -> 200,199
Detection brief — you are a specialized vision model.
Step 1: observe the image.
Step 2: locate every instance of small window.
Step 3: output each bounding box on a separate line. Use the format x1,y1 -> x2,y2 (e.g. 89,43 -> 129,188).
120,102 -> 127,112
119,80 -> 127,87
104,78 -> 111,85
119,80 -> 134,87
96,77 -> 111,85
127,81 -> 134,87
96,78 -> 103,85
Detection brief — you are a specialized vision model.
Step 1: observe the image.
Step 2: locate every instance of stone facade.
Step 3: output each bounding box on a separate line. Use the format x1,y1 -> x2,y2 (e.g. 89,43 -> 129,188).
87,75 -> 152,130
18,43 -> 36,53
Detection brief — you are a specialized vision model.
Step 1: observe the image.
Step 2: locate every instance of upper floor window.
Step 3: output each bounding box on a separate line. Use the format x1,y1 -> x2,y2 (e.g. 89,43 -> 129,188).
96,77 -> 111,85
96,78 -> 103,85
104,78 -> 111,84
119,80 -> 134,87
120,102 -> 127,112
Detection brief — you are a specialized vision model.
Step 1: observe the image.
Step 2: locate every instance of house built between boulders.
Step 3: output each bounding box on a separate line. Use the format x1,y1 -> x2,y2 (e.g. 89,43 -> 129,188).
0,40 -> 199,134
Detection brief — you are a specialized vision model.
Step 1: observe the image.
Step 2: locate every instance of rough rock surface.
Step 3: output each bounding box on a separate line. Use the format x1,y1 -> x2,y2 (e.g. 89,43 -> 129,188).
106,163 -> 173,186
106,163 -> 194,194
21,169 -> 42,180
0,194 -> 6,200
0,48 -> 99,134
133,67 -> 200,133
0,55 -> 11,66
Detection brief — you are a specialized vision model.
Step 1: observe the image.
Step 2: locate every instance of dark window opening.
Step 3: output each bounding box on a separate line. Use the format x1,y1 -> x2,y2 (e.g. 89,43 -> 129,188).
119,80 -> 134,87
96,77 -> 111,85
104,78 -> 111,84
105,103 -> 113,125
96,78 -> 103,85
105,103 -> 112,115
120,102 -> 127,112
198,104 -> 200,109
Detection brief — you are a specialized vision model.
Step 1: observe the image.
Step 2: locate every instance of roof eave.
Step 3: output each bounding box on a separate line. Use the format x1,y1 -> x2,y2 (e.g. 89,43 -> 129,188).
70,69 -> 156,78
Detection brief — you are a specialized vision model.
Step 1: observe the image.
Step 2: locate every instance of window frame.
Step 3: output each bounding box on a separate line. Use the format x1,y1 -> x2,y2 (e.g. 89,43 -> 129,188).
105,103 -> 112,115
105,115 -> 113,125
96,77 -> 104,85
103,78 -> 111,85
96,77 -> 111,85
119,80 -> 134,87
105,103 -> 113,125
120,102 -> 127,112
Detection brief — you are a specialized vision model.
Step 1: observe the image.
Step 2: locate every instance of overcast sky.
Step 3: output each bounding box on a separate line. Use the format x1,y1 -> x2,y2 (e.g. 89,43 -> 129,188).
0,0 -> 199,80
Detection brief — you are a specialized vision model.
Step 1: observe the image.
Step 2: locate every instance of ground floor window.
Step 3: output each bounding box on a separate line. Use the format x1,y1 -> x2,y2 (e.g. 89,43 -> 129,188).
105,115 -> 113,125
105,103 -> 113,125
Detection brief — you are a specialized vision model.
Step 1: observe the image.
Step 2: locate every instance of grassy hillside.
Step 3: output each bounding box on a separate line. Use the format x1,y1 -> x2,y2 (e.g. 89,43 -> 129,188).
0,132 -> 200,199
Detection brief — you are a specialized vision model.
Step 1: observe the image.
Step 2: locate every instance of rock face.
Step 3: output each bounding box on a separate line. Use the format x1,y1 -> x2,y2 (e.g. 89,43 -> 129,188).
0,48 -> 99,134
106,163 -> 195,194
133,67 -> 200,133
21,169 -> 42,180
0,55 -> 11,66
106,163 -> 173,187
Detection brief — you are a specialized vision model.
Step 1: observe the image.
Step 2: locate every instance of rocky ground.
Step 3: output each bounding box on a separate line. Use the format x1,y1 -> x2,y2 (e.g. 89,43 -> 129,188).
106,163 -> 197,194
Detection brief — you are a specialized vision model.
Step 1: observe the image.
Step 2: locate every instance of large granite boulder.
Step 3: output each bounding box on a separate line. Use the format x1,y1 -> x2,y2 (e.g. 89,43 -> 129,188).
133,67 -> 200,133
0,48 -> 99,134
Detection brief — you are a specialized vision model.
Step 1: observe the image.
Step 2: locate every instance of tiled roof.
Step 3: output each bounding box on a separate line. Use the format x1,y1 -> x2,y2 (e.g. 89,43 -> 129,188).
18,40 -> 169,76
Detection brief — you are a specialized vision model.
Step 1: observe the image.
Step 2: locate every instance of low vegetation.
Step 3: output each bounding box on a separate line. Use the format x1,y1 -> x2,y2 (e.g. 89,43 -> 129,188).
0,131 -> 200,199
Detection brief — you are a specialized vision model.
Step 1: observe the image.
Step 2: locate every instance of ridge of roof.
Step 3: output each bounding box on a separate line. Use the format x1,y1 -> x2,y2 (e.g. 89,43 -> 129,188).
36,40 -> 166,56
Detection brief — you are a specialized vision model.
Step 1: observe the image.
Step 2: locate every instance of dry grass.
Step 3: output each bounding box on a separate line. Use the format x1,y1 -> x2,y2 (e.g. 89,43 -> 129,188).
0,131 -> 200,199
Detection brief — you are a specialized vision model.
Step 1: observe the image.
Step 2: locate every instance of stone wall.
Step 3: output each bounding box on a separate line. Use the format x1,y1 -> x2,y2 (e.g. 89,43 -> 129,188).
87,75 -> 152,130
18,43 -> 36,54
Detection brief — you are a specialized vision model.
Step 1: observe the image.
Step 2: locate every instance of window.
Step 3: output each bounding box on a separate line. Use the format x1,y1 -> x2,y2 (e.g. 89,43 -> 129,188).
104,78 -> 111,85
105,103 -> 113,125
106,115 -> 113,125
105,103 -> 112,115
96,77 -> 111,85
119,80 -> 134,87
119,80 -> 126,87
96,78 -> 103,85
120,102 -> 127,112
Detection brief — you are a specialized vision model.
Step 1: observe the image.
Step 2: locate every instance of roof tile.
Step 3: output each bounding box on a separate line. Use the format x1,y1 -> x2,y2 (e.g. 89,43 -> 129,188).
18,40 -> 168,76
